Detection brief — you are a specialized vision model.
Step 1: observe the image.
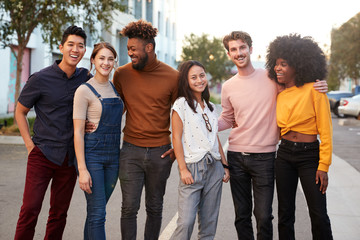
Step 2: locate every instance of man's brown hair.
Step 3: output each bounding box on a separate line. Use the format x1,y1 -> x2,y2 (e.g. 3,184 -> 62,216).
223,31 -> 252,51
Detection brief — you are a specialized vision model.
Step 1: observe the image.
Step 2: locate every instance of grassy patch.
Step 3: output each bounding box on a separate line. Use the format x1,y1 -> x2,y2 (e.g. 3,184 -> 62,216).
0,117 -> 35,136
210,94 -> 221,104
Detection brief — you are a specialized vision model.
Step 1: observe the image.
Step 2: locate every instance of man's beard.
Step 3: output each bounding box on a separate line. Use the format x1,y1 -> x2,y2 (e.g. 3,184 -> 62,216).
132,53 -> 148,70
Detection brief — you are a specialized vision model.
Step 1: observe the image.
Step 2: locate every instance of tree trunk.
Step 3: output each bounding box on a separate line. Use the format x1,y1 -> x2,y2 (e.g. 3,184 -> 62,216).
12,44 -> 25,123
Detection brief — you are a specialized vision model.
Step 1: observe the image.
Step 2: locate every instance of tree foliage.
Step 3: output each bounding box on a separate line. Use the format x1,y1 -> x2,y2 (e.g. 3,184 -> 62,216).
0,0 -> 126,116
329,12 -> 360,89
180,33 -> 232,83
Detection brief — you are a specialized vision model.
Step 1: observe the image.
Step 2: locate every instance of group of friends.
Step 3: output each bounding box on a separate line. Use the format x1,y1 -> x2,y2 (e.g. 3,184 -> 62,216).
14,19 -> 333,240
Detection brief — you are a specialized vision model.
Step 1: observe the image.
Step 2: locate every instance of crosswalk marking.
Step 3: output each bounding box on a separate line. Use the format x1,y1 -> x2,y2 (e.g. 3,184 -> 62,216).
159,212 -> 178,240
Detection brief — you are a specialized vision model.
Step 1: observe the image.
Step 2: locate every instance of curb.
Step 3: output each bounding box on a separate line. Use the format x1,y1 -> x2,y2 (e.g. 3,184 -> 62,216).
338,118 -> 360,127
0,135 -> 24,145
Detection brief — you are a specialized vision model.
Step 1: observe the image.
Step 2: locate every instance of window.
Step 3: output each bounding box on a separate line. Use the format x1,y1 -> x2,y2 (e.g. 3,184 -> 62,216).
119,36 -> 129,66
122,0 -> 129,14
83,26 -> 93,47
135,0 -> 142,19
157,11 -> 161,32
146,0 -> 153,22
172,22 -> 176,40
165,18 -> 169,37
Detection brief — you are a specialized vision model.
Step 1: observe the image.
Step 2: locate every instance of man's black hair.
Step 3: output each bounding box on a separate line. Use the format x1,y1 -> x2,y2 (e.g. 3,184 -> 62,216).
61,25 -> 87,45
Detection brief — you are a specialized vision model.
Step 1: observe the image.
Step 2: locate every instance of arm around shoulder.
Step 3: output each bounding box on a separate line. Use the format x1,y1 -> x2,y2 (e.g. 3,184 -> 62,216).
313,79 -> 328,93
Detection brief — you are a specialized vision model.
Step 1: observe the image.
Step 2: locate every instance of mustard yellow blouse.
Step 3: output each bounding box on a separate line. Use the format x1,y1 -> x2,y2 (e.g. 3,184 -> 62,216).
276,83 -> 333,172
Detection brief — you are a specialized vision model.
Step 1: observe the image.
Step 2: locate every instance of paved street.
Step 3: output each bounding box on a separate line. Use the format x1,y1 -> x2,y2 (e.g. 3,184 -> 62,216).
1,116 -> 360,239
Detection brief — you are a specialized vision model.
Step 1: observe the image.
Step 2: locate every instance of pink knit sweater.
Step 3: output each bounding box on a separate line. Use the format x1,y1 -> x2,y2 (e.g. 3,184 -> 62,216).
218,68 -> 280,153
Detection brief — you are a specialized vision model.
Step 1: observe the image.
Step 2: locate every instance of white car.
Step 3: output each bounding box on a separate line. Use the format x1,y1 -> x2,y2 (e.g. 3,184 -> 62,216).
338,94 -> 360,120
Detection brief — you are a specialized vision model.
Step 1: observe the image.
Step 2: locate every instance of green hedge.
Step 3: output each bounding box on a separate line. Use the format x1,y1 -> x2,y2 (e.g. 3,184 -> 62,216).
210,95 -> 221,104
0,117 -> 35,135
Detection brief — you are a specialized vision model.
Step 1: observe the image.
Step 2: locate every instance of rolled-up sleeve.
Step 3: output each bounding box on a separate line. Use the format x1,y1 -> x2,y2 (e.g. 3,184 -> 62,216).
18,74 -> 41,109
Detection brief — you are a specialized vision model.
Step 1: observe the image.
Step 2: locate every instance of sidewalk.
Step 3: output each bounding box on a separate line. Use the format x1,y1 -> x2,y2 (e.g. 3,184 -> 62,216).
1,136 -> 359,239
0,135 -> 23,145
327,154 -> 360,239
338,118 -> 360,127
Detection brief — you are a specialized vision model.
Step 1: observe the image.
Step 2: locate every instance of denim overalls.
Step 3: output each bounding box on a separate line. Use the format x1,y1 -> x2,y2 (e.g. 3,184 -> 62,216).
83,82 -> 123,240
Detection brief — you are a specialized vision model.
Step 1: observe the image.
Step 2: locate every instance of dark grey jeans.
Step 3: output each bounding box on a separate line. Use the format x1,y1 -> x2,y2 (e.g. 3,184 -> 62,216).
119,141 -> 173,240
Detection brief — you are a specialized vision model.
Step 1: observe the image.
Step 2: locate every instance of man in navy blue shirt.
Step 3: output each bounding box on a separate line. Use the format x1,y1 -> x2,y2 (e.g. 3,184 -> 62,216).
14,26 -> 89,240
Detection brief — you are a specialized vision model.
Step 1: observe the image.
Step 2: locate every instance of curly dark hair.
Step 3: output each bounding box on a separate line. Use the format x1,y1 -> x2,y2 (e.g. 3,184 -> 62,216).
266,34 -> 327,87
177,60 -> 214,113
223,31 -> 252,52
120,20 -> 158,49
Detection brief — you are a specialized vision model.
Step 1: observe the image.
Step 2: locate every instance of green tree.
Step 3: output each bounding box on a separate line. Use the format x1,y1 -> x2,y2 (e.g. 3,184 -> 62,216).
181,33 -> 232,83
329,12 -> 360,90
0,0 -> 126,118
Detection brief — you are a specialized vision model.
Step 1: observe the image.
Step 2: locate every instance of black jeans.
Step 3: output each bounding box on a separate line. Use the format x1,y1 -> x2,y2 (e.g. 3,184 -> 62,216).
276,139 -> 333,240
119,142 -> 173,240
227,151 -> 275,240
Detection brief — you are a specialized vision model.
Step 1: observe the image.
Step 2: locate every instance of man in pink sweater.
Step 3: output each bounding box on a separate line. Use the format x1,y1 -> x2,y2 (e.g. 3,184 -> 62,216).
219,31 -> 278,240
219,31 -> 327,240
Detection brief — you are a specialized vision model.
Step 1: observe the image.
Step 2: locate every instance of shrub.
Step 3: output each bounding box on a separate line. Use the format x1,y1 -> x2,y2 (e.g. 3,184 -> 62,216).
0,117 -> 35,136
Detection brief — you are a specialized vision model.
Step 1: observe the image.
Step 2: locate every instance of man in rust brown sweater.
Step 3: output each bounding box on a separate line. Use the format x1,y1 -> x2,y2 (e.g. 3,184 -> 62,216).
113,20 -> 178,240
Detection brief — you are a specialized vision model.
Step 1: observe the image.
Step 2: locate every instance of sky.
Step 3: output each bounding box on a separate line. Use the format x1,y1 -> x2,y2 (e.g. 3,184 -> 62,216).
175,0 -> 360,62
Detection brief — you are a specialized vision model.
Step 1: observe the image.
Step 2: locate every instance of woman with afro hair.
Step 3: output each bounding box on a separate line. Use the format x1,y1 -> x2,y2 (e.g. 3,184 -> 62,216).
266,34 -> 333,240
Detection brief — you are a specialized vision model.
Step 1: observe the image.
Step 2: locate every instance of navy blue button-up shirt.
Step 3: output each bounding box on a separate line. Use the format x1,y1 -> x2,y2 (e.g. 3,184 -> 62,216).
18,60 -> 90,166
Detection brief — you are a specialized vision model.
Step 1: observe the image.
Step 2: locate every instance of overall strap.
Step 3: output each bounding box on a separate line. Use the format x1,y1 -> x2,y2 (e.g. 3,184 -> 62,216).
83,82 -> 102,100
109,81 -> 120,97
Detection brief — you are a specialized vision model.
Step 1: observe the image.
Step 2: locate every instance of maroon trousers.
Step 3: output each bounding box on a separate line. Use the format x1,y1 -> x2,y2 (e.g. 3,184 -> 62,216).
14,146 -> 77,240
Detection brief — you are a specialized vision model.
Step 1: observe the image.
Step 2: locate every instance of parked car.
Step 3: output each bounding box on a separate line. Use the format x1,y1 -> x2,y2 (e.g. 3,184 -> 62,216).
326,91 -> 354,117
338,94 -> 360,120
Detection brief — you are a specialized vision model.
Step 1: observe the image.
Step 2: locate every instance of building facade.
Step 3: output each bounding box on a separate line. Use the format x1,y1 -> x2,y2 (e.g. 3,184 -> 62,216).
339,77 -> 360,94
0,0 -> 177,116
